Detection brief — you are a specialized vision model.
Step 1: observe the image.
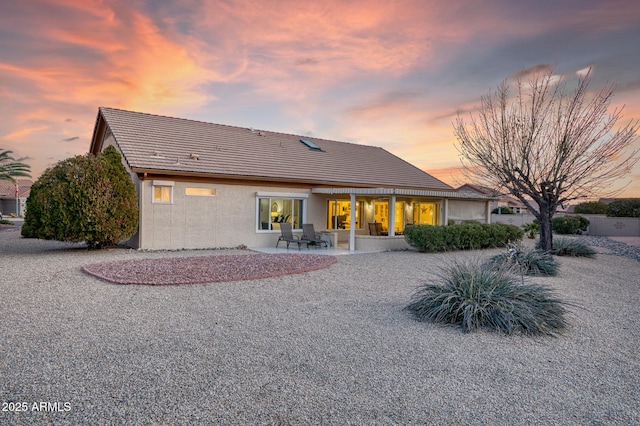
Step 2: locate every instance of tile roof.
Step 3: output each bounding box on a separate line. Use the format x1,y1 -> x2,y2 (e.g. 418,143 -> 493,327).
0,179 -> 32,198
92,107 -> 453,191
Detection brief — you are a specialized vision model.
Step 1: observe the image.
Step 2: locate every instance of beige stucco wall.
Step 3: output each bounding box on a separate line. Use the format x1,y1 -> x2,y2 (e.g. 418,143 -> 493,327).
137,181 -> 317,250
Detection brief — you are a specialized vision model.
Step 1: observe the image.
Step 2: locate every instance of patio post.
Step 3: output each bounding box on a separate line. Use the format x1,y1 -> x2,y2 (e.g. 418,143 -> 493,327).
443,198 -> 449,225
389,195 -> 396,236
349,192 -> 356,252
486,200 -> 491,223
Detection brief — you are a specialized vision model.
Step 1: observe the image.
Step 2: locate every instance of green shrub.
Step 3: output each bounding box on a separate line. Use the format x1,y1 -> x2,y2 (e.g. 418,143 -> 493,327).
552,215 -> 589,234
405,259 -> 568,336
22,146 -> 138,249
486,244 -> 558,276
574,201 -> 608,215
550,238 -> 596,257
522,221 -> 539,239
0,219 -> 13,225
492,206 -> 514,214
607,198 -> 640,217
404,223 -> 523,252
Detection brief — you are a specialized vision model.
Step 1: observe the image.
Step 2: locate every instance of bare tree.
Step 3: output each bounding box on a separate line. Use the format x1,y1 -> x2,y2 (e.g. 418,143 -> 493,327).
454,67 -> 639,250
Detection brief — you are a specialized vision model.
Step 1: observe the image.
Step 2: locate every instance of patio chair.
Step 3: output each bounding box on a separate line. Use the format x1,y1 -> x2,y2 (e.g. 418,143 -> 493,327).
276,223 -> 305,250
368,222 -> 386,236
302,224 -> 328,248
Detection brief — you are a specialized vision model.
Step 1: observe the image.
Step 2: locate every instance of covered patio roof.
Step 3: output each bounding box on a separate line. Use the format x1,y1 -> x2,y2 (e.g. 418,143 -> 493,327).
312,187 -> 495,252
311,187 -> 496,200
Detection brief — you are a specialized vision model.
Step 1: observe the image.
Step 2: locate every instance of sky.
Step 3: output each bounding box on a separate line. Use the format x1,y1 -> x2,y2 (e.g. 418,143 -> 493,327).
1,0 -> 640,198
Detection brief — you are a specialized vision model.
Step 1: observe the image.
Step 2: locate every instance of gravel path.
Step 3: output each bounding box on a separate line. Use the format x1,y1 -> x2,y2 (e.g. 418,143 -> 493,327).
1,228 -> 639,425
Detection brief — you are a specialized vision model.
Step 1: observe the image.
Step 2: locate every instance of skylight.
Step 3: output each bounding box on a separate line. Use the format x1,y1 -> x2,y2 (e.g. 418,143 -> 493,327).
300,139 -> 322,151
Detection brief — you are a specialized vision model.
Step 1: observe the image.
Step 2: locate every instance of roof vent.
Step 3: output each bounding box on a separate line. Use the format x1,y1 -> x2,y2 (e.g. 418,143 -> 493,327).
150,152 -> 165,159
300,139 -> 322,151
190,153 -> 199,160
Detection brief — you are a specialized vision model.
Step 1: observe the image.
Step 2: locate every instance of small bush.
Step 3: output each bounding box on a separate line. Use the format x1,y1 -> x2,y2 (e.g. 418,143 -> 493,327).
405,259 -> 568,336
607,198 -> 640,217
550,238 -> 596,257
404,223 -> 523,252
522,221 -> 539,239
0,219 -> 13,225
486,244 -> 558,276
552,216 -> 589,234
574,201 -> 608,215
492,206 -> 514,214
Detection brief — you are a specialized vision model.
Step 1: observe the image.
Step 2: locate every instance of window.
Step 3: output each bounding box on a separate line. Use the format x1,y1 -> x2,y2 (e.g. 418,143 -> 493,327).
413,202 -> 438,225
153,186 -> 172,203
374,201 -> 405,233
186,187 -> 216,196
327,200 -> 363,230
257,194 -> 306,231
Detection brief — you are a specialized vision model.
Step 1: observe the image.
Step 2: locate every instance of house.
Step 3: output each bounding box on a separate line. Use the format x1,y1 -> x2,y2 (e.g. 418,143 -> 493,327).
0,179 -> 32,217
456,183 -> 527,214
89,107 -> 493,251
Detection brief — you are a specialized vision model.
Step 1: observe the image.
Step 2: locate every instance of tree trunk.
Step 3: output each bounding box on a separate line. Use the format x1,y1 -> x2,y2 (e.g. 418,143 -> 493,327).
537,204 -> 554,251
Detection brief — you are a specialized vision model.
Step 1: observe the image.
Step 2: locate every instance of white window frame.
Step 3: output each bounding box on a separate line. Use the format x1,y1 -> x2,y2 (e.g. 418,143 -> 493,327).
255,192 -> 308,232
152,180 -> 174,204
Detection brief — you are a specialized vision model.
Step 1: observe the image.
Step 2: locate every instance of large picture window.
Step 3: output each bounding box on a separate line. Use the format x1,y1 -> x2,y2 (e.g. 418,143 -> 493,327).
413,202 -> 438,225
373,200 -> 405,233
257,195 -> 305,231
327,200 -> 363,230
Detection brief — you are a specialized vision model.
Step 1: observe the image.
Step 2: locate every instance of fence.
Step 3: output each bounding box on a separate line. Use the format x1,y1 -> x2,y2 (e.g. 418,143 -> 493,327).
490,213 -> 640,237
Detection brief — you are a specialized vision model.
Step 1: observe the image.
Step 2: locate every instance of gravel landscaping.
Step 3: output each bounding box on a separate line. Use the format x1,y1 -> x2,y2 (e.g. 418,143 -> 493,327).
82,254 -> 338,285
1,227 -> 639,425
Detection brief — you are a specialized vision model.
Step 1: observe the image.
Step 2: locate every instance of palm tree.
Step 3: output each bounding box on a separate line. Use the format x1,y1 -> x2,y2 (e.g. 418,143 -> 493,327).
0,150 -> 31,182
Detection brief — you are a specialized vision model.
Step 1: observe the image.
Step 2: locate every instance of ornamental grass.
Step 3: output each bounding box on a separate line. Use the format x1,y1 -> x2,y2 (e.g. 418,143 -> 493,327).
405,259 -> 568,336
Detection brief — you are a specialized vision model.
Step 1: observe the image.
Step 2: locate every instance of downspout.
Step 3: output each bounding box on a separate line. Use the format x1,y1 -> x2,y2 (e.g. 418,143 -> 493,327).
349,193 -> 356,252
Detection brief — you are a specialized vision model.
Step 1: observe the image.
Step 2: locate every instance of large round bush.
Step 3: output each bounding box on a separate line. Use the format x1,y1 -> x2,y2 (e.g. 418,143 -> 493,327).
22,146 -> 138,249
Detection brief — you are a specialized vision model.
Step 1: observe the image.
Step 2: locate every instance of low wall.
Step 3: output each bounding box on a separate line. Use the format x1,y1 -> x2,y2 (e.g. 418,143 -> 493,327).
491,213 -> 640,237
579,215 -> 640,237
491,213 -> 536,227
355,235 -> 412,251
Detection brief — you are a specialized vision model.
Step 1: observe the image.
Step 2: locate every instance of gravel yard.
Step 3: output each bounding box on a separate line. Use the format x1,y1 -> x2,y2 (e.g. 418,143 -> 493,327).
1,228 -> 639,425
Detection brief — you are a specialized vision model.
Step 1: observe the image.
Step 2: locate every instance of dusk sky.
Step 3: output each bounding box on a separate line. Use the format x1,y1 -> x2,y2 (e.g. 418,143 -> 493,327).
2,0 -> 640,197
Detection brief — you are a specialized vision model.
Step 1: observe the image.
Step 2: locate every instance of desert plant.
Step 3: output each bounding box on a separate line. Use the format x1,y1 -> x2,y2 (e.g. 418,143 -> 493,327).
522,221 -> 539,239
486,244 -> 558,276
549,238 -> 596,257
574,201 -> 609,215
403,223 -> 523,252
607,198 -> 640,217
405,259 -> 568,336
22,146 -> 138,249
492,206 -> 514,214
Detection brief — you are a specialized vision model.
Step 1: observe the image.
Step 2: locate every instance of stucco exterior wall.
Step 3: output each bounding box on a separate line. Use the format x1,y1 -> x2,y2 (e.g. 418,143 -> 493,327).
137,180 -> 314,250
